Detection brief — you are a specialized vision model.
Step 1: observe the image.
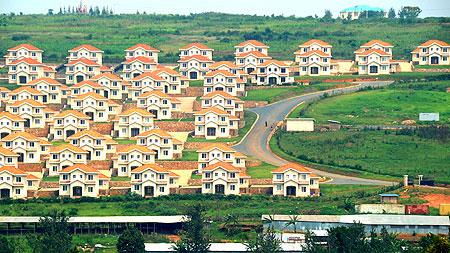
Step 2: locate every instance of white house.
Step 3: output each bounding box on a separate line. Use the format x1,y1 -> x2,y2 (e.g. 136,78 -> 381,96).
130,164 -> 179,197
256,60 -> 292,85
0,132 -> 51,163
136,90 -> 180,120
411,40 -> 450,66
4,44 -> 43,64
201,162 -> 249,195
65,58 -> 101,84
203,70 -> 245,96
125,43 -> 160,62
121,56 -> 158,80
58,164 -> 109,198
113,108 -> 155,138
70,92 -> 122,122
135,129 -> 184,160
46,144 -> 88,176
8,58 -> 55,84
194,107 -> 239,140
295,39 -> 332,76
49,110 -> 90,141
113,145 -> 156,177
234,40 -> 269,56
0,166 -> 29,199
67,130 -> 118,161
271,163 -> 320,197
67,44 -> 104,65
200,91 -> 244,118
197,143 -> 246,172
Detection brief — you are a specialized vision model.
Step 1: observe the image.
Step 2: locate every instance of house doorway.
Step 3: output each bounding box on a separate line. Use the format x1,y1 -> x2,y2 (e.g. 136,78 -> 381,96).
72,186 -> 83,197
76,75 -> 84,83
25,119 -> 31,128
86,112 -> 94,120
87,151 -> 92,160
215,184 -> 225,194
215,87 -> 224,91
369,66 -> 378,74
0,189 -> 10,199
310,67 -> 319,75
144,186 -> 154,197
42,95 -> 48,103
431,56 -> 439,65
19,76 -> 27,84
189,71 -> 198,79
268,77 -> 277,85
131,128 -> 140,137
286,186 -> 297,196
247,68 -> 255,74
164,85 -> 169,93
104,91 -> 109,98
206,127 -> 216,137
0,132 -> 8,139
133,73 -> 140,78
18,153 -> 24,163
66,130 -> 75,138
149,109 -> 158,118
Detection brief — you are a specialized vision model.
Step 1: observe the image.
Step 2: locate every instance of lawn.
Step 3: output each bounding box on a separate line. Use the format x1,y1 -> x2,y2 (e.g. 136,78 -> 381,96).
110,176 -> 130,181
300,88 -> 450,125
414,65 -> 450,69
113,139 -> 137,145
175,150 -> 198,161
189,80 -> 203,87
246,162 -> 277,179
273,129 -> 450,183
187,110 -> 257,143
52,141 -> 69,146
42,176 -> 59,182
1,14 -> 449,63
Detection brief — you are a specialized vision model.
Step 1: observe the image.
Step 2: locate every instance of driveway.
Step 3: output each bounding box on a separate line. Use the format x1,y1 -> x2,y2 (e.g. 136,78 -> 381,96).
234,81 -> 396,185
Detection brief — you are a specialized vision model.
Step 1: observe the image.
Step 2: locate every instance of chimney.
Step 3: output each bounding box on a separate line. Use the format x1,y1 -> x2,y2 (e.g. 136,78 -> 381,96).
403,175 -> 408,187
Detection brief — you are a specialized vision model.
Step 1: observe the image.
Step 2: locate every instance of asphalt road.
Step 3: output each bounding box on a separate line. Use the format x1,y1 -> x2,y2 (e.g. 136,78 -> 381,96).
234,81 -> 396,185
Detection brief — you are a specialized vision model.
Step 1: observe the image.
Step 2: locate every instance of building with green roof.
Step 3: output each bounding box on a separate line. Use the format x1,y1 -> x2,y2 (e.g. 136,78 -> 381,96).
339,5 -> 387,20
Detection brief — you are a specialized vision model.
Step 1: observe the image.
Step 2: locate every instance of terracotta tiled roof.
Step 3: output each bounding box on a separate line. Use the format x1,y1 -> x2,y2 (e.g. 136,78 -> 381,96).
71,80 -> 103,88
419,40 -> 450,47
178,55 -> 214,62
202,162 -> 240,172
116,145 -> 156,154
10,99 -> 45,107
209,61 -> 239,69
73,92 -> 108,101
66,58 -> 101,66
0,111 -> 25,121
194,106 -> 230,116
310,173 -> 321,178
123,56 -> 156,64
0,87 -> 10,92
361,40 -> 393,47
169,171 -> 180,177
118,108 -> 155,117
100,65 -> 111,71
50,144 -> 88,153
2,132 -> 42,142
91,73 -> 122,81
152,66 -> 181,76
10,86 -> 43,95
259,60 -> 289,67
235,40 -> 268,48
204,70 -> 236,77
201,91 -> 240,99
67,129 -> 106,140
271,163 -> 312,173
411,48 -> 420,53
53,110 -> 90,119
197,143 -> 235,152
136,129 -> 173,138
356,48 -> 391,57
8,44 -> 43,52
0,166 -> 26,175
126,43 -> 160,52
60,164 -> 100,173
235,50 -> 271,58
179,43 -> 213,50
69,44 -> 103,52
43,65 -> 56,72
131,72 -> 165,81
295,50 -> 331,57
27,77 -> 61,85
138,90 -> 170,98
27,173 -> 40,180
131,163 -> 170,173
9,58 -> 42,65
0,146 -> 18,156
299,39 -> 332,47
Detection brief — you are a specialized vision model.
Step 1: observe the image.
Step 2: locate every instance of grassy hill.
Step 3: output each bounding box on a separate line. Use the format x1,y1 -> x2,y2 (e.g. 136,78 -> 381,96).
1,13 -> 449,63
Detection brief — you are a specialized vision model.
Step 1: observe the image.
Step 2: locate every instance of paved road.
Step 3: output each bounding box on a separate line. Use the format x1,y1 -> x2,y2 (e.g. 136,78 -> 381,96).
234,81 -> 396,185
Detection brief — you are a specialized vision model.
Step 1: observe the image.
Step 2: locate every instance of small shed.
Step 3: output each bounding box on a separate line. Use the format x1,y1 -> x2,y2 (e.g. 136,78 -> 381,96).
327,120 -> 341,130
285,118 -> 315,132
380,193 -> 399,204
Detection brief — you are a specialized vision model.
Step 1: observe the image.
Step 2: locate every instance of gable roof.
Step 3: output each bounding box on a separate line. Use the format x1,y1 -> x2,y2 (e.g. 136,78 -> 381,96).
179,43 -> 213,51
299,39 -> 332,48
10,86 -> 43,95
27,77 -> 62,85
132,72 -> 165,81
123,56 -> 157,64
118,108 -> 155,117
204,70 -> 236,78
361,40 -> 393,48
202,162 -> 240,172
259,60 -> 289,67
201,91 -> 240,100
50,144 -> 88,154
10,99 -> 45,108
116,145 -> 156,154
60,164 -> 100,174
0,111 -> 25,121
152,67 -> 181,76
295,50 -> 331,57
131,163 -> 170,173
71,80 -> 103,88
126,43 -> 160,52
91,73 -> 122,81
53,110 -> 90,119
2,132 -> 42,142
235,50 -> 272,58
67,129 -> 106,140
0,166 -> 26,175
209,61 -> 240,69
9,58 -> 42,66
178,55 -> 214,63
235,40 -> 268,48
66,58 -> 101,66
194,106 -> 231,116
8,44 -> 43,52
73,92 -> 108,101
271,163 -> 312,173
197,143 -> 235,152
69,44 -> 103,52
138,90 -> 170,98
418,40 -> 450,47
0,146 -> 19,156
356,48 -> 391,57
136,129 -> 173,138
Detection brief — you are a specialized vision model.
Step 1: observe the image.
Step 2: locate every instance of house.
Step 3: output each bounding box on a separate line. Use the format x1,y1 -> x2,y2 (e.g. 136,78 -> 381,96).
0,87 -> 10,107
200,91 -> 244,118
6,99 -> 55,128
125,43 -> 160,62
90,73 -> 126,100
235,50 -> 272,77
27,78 -> 65,104
339,5 -> 387,20
0,112 -> 25,138
129,72 -> 168,100
295,40 -> 332,76
411,40 -> 450,65
179,43 -> 214,60
58,164 -> 109,198
8,86 -> 46,104
0,147 -> 19,168
65,58 -> 101,85
113,108 -> 155,138
256,60 -> 292,85
0,166 -> 28,199
8,58 -> 55,84
67,44 -> 104,65
197,144 -> 246,172
178,55 -> 214,80
201,162 -> 249,195
113,145 -> 156,177
271,163 -> 320,197
136,91 -> 180,120
209,61 -> 249,83
70,92 -> 122,122
121,56 -> 158,80
135,129 -> 183,160
67,130 -> 118,160
0,132 -> 51,163
46,144 -> 88,176
203,70 -> 245,96
130,164 -> 179,197
235,40 -> 269,56
4,44 -> 43,64
49,110 -> 90,141
355,40 -> 393,75
68,80 -> 105,101
152,67 -> 189,94
194,107 -> 239,140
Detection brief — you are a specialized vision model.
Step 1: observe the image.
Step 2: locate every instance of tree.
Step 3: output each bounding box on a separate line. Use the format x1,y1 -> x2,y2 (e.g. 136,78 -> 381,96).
116,225 -> 145,253
327,223 -> 367,252
47,9 -> 54,15
388,8 -> 396,18
398,6 -> 422,21
245,227 -> 282,253
285,215 -> 300,233
173,204 -> 211,253
223,213 -> 240,236
0,235 -> 14,253
422,234 -> 450,253
322,10 -> 333,21
58,8 -> 62,15
27,210 -> 72,253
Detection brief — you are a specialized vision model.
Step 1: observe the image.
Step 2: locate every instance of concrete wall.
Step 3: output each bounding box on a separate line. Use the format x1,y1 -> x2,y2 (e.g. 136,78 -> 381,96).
355,204 -> 405,214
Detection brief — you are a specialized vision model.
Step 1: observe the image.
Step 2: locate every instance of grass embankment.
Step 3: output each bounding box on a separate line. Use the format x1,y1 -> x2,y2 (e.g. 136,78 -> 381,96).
414,65 -> 450,69
187,110 -> 257,143
246,162 -> 277,179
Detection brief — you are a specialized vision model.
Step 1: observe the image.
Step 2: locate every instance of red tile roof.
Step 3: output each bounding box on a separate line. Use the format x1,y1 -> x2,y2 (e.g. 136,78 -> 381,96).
66,58 -> 101,66
194,106 -> 231,116
10,98 -> 45,107
201,91 -> 239,99
202,162 -> 240,172
138,90 -> 170,98
123,56 -> 157,64
0,112 -> 25,121
197,143 -> 235,152
69,44 -> 103,52
132,72 -> 165,81
73,92 -> 108,100
419,40 -> 450,47
271,163 -> 312,173
235,50 -> 272,58
9,58 -> 42,65
27,77 -> 61,85
361,40 -> 393,47
295,50 -> 331,57
204,70 -> 236,77
10,86 -> 43,95
8,44 -> 43,52
356,48 -> 391,57
0,166 -> 26,175
136,129 -> 173,138
235,40 -> 268,48
118,108 -> 155,117
67,129 -> 106,140
50,144 -> 88,154
2,132 -> 42,142
91,73 -> 122,81
179,43 -> 213,50
60,164 -> 100,173
259,60 -> 289,67
71,80 -> 103,88
53,110 -> 90,119
131,163 -> 170,173
209,61 -> 240,69
116,145 -> 156,154
299,39 -> 332,47
0,146 -> 19,156
178,55 -> 214,62
126,43 -> 160,52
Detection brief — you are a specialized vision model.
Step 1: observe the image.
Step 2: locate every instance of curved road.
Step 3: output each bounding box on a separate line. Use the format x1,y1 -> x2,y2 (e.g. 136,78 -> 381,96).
234,81 -> 396,185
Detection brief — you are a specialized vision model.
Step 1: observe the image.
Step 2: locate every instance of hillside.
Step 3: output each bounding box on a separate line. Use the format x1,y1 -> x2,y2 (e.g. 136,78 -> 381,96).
1,13 -> 449,63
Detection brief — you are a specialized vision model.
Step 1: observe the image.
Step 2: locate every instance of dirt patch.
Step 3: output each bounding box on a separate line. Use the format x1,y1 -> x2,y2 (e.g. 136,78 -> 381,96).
421,194 -> 450,208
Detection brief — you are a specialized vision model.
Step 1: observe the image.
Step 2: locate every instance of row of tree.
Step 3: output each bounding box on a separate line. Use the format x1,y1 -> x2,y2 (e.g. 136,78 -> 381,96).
47,6 -> 113,16
321,6 -> 422,22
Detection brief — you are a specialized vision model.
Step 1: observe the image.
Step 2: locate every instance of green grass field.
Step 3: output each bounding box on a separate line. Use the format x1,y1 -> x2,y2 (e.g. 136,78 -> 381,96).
246,162 -> 277,178
1,14 -> 449,63
274,129 -> 450,183
298,87 -> 450,125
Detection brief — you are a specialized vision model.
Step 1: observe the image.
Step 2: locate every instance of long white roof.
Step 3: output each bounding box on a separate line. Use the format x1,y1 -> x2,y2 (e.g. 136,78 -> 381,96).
0,216 -> 187,223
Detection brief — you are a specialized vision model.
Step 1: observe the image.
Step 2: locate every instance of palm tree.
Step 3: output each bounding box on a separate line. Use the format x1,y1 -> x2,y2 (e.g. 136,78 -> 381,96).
285,215 -> 301,233
223,214 -> 240,235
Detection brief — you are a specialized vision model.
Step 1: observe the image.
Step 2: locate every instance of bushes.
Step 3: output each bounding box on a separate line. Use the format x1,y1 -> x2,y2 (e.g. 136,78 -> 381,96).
11,34 -> 31,41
